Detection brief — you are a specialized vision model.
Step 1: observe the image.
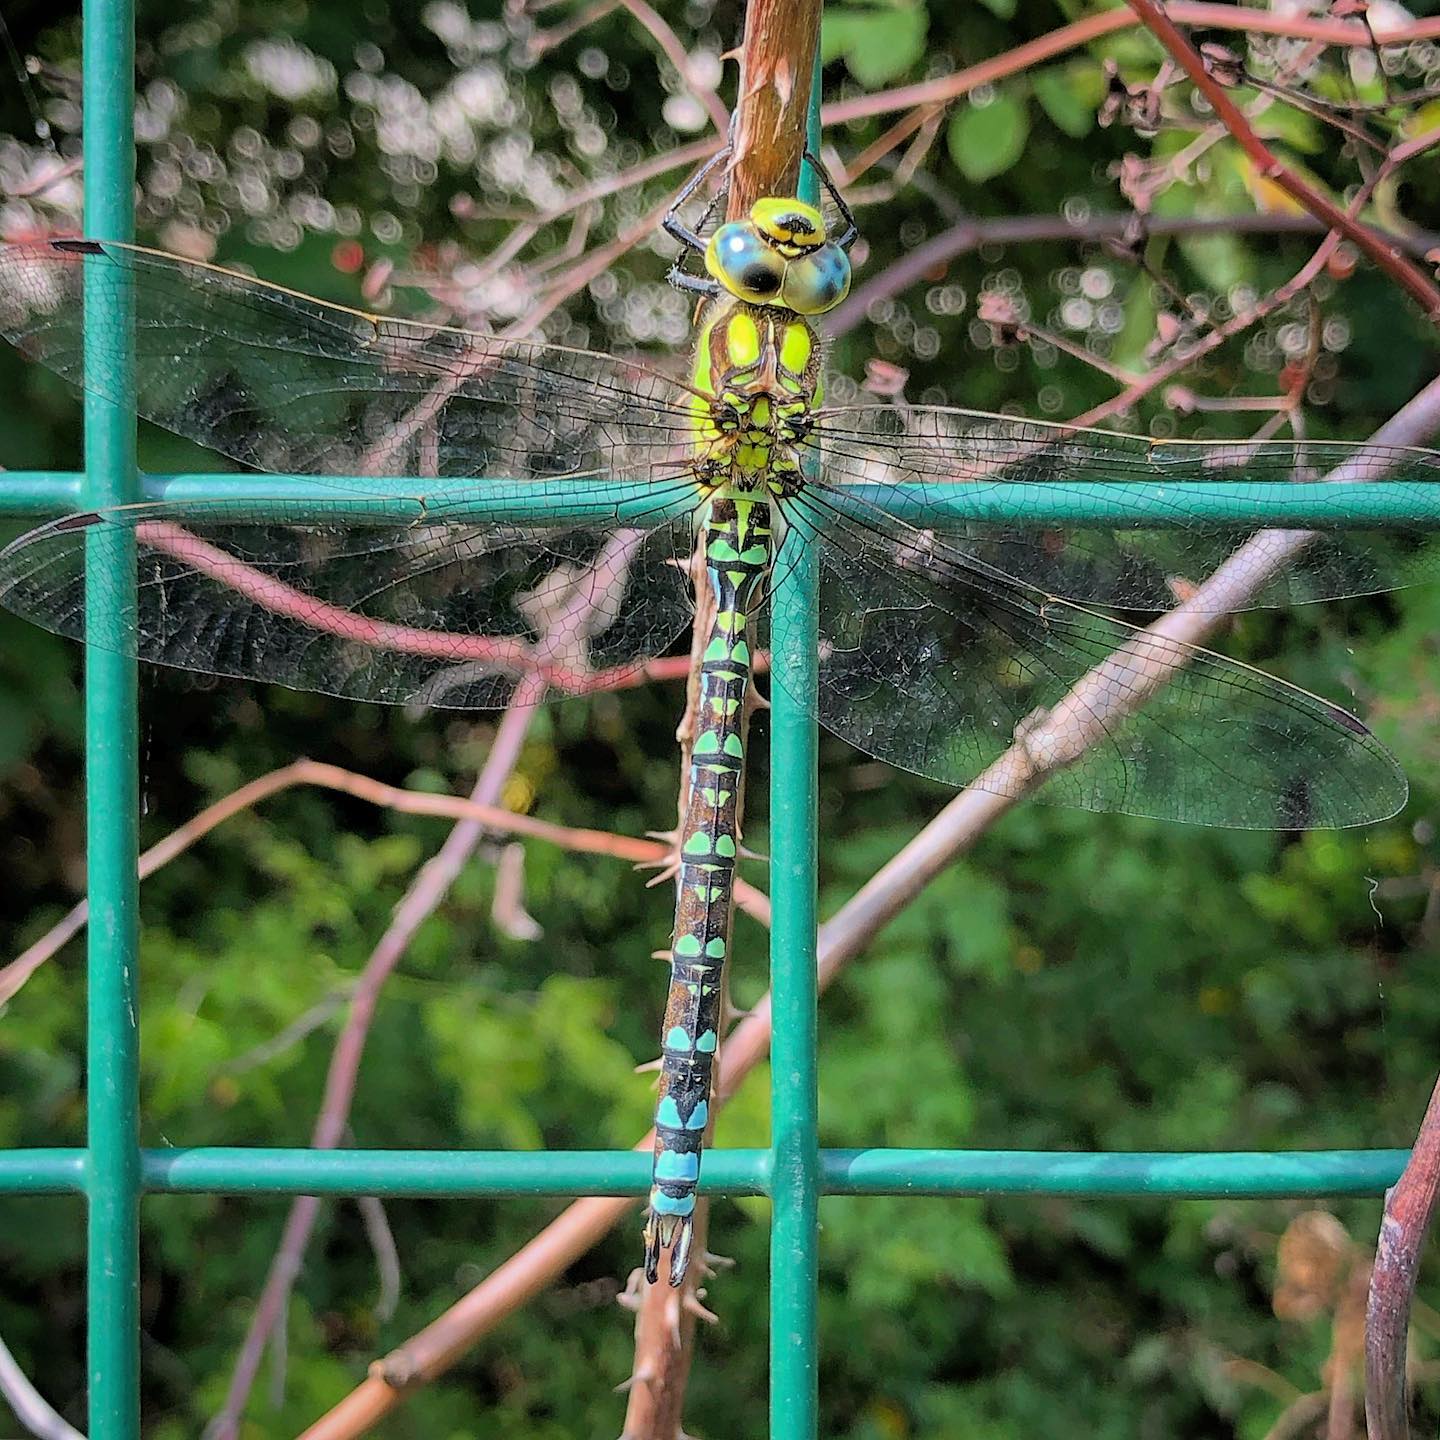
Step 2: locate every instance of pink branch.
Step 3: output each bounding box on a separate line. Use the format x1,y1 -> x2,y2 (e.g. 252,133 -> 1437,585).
137,520 -> 682,697
206,698 -> 542,1440
1367,1073 -> 1440,1440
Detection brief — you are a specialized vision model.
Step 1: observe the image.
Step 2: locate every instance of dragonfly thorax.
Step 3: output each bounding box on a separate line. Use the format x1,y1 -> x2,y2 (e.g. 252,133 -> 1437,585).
691,299 -> 821,495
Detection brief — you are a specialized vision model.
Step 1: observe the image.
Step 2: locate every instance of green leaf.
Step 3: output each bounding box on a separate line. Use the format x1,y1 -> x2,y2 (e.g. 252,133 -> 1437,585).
1176,229 -> 1250,290
1033,61 -> 1102,138
947,93 -> 1030,181
821,5 -> 927,87
979,0 -> 1016,16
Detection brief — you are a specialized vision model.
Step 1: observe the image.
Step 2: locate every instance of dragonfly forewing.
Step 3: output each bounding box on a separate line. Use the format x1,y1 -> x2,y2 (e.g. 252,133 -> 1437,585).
0,240 -> 702,486
810,404 -> 1440,611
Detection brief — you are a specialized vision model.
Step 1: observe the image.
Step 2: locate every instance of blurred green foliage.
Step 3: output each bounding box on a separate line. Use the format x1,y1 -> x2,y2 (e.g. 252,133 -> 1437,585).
2,0 -> 1440,1436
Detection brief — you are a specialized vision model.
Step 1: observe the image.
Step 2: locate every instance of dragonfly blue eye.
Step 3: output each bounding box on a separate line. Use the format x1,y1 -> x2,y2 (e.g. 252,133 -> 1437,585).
780,243 -> 851,316
705,222 -> 785,303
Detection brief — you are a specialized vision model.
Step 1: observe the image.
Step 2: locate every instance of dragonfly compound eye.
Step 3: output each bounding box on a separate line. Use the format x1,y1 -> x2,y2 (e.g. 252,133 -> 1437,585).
780,243 -> 852,316
705,222 -> 785,304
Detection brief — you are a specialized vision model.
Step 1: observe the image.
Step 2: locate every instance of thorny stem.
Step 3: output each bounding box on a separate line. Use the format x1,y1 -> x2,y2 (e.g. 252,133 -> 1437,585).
622,4 -> 821,1432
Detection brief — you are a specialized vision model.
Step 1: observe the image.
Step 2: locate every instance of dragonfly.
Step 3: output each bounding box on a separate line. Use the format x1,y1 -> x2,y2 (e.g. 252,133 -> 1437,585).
0,151 -> 1437,1287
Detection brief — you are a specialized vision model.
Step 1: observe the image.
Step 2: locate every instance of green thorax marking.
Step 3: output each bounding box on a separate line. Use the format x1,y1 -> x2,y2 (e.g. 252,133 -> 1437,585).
690,298 -> 823,495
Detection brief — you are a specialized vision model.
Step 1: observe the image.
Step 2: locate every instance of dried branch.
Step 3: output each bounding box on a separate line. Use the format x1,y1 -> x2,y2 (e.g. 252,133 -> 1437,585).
1366,1072 -> 1440,1440
726,0 -> 821,216
1,749 -> 772,1009
622,7 -> 820,1428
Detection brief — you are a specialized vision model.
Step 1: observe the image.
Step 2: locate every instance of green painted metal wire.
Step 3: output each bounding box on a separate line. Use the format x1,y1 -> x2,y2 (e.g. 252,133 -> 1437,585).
0,5 -> 1430,1438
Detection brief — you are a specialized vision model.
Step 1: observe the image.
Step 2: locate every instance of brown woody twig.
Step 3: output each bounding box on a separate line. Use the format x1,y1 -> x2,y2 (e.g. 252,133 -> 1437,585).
621,4 -> 822,1432
1366,1072 -> 1440,1440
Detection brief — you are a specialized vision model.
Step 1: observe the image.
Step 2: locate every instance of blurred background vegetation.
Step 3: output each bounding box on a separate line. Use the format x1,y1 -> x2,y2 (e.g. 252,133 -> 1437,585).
2,0 -> 1440,1435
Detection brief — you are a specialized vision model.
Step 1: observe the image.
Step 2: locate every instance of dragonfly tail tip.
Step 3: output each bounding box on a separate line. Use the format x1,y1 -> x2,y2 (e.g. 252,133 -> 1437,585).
641,1208 -> 694,1287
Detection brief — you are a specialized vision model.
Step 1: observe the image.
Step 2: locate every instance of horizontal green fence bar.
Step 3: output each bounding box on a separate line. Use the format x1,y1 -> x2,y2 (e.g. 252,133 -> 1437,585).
4,473 -> 1440,528
0,1146 -> 1408,1198
0,1149 -> 88,1193
820,1147 -> 1410,1196
0,473 -> 85,514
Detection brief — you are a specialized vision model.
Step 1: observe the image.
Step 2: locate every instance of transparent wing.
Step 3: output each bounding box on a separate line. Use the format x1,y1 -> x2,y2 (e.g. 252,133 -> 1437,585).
810,405 -> 1440,610
0,240 -> 699,482
776,485 -> 1406,829
0,239 -> 706,706
0,496 -> 697,707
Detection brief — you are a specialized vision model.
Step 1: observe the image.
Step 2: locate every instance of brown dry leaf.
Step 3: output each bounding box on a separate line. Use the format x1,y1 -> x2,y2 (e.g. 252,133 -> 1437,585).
1273,1211 -> 1352,1322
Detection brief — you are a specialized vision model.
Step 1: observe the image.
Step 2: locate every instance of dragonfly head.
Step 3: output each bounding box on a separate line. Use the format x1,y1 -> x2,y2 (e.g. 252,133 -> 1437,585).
751,197 -> 827,256
703,197 -> 852,316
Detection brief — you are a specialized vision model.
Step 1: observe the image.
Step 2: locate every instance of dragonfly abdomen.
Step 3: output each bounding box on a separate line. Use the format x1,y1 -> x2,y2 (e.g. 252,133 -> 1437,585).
644,495 -> 771,1286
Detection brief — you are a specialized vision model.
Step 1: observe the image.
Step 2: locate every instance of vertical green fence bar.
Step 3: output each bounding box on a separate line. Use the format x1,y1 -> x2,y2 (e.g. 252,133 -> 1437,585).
767,58 -> 825,1440
81,0 -> 142,1435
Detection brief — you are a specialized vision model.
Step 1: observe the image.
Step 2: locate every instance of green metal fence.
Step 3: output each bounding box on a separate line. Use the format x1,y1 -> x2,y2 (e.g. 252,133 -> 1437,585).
0,2 -> 1422,1437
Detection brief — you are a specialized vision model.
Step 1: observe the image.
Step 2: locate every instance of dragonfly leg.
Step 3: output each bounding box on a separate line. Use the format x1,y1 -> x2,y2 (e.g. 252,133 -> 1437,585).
667,262 -> 721,300
802,147 -> 858,251
663,145 -> 733,255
